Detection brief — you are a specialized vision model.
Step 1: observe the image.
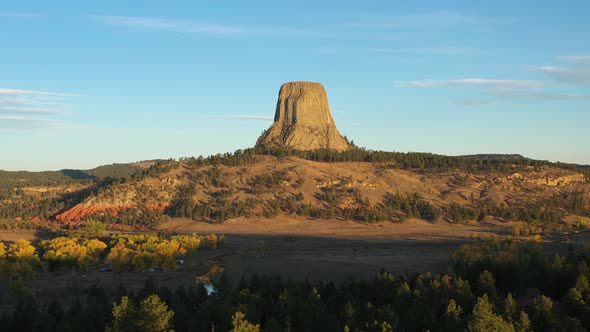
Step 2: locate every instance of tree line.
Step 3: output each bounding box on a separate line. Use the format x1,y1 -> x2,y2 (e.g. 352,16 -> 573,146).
0,233 -> 223,280
2,238 -> 590,331
161,146 -> 590,179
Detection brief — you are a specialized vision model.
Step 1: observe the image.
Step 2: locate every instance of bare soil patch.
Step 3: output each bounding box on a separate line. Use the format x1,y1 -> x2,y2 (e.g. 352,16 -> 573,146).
0,230 -> 41,243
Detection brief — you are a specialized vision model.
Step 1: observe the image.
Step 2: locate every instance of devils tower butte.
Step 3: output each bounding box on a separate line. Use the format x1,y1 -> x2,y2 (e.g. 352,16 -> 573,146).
256,81 -> 352,151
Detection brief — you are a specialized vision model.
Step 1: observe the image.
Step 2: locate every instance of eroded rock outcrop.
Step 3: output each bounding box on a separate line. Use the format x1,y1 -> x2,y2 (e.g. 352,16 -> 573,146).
256,81 -> 352,151
55,202 -> 169,222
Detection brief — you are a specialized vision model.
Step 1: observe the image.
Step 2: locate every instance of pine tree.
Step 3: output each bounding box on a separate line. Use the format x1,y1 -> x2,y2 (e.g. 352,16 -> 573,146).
468,294 -> 515,332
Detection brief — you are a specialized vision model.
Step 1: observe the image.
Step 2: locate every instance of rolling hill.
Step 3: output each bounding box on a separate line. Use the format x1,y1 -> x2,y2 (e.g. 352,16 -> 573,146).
1,148 -> 588,230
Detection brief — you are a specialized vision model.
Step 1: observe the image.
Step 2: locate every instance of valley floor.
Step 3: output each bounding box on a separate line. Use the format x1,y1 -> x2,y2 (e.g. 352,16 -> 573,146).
1,218 -> 588,311
159,217 -> 588,284
158,217 -> 511,241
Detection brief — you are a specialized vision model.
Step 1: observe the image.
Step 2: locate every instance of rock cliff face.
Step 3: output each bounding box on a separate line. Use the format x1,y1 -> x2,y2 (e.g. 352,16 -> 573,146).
256,81 -> 352,151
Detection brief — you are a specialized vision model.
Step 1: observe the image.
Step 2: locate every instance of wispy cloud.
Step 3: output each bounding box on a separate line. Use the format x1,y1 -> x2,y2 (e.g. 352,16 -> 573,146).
94,15 -> 250,36
313,45 -> 478,57
344,11 -> 478,29
396,79 -> 540,90
454,90 -> 590,105
213,115 -> 274,121
0,116 -> 65,130
368,46 -> 479,56
399,67 -> 590,107
492,90 -> 590,102
0,97 -> 68,107
93,15 -> 328,39
341,10 -> 500,33
0,88 -> 77,129
530,65 -> 590,86
0,88 -> 66,96
0,106 -> 67,115
556,55 -> 590,63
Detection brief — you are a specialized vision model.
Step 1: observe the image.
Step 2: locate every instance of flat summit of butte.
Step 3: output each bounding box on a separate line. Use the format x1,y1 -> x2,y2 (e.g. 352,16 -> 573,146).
256,81 -> 352,152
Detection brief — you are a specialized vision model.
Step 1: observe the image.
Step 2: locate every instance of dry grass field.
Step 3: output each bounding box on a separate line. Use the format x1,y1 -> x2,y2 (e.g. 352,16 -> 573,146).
159,217 -> 588,284
1,217 -> 588,311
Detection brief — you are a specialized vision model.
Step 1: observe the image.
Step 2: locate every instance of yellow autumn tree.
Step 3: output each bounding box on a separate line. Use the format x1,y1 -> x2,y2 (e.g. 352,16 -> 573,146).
42,237 -> 81,268
110,295 -> 174,332
154,240 -> 181,271
42,236 -> 106,270
6,240 -> 39,280
107,243 -> 134,273
231,311 -> 260,332
86,238 -> 108,255
7,239 -> 39,264
170,234 -> 201,254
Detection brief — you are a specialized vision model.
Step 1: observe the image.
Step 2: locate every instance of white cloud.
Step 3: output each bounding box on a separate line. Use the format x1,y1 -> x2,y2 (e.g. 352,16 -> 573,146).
492,90 -> 590,102
0,98 -> 69,107
0,88 -> 59,95
343,11 -> 479,29
95,15 -> 249,35
0,116 -> 63,130
367,46 -> 478,56
0,116 -> 60,122
0,87 -> 77,129
530,65 -> 590,86
399,71 -> 590,107
557,55 -> 590,63
396,78 -> 541,90
93,15 -> 326,39
0,106 -> 66,114
214,115 -> 273,121
454,90 -> 590,105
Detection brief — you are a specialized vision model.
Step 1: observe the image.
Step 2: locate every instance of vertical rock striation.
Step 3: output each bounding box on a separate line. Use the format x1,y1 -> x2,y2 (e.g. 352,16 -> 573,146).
256,81 -> 352,151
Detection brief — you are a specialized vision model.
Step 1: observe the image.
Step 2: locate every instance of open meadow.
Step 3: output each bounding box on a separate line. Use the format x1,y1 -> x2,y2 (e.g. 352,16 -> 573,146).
2,216 -> 587,313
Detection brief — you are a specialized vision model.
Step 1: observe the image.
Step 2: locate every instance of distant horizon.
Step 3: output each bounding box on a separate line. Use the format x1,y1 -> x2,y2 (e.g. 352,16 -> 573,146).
2,1 -> 589,170
2,146 -> 588,173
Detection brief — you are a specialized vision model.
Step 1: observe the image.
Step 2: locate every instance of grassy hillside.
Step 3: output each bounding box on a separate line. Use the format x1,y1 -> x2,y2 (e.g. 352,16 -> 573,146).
0,149 -> 588,228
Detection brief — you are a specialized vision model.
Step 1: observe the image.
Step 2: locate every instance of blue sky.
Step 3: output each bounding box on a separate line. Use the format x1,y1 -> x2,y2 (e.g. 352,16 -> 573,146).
1,0 -> 589,171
